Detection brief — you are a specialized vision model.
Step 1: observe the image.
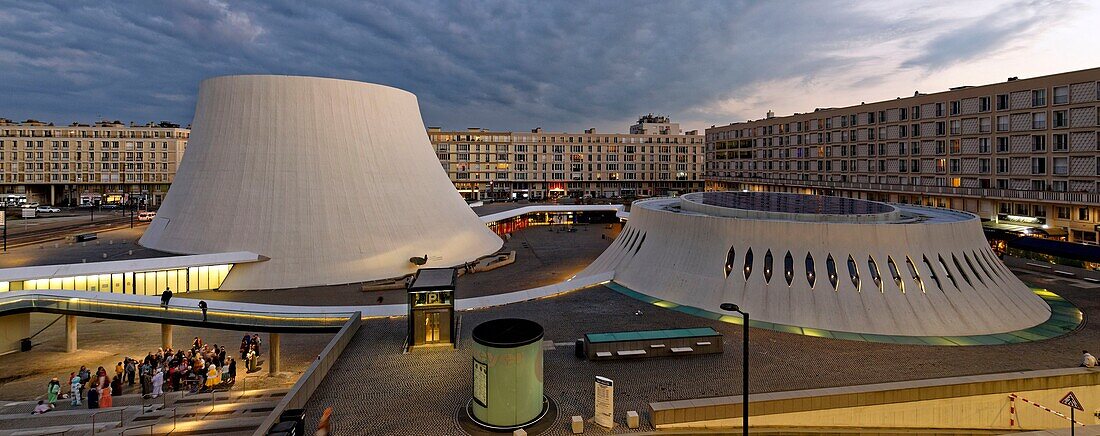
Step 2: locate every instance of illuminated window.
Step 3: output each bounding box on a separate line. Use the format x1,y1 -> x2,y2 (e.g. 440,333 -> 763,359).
952,254 -> 973,288
744,248 -> 754,280
826,254 -> 838,291
763,250 -> 774,283
923,255 -> 942,291
724,247 -> 735,278
938,255 -> 959,290
805,253 -> 816,288
886,256 -> 903,293
905,256 -> 924,293
867,256 -> 883,292
847,255 -> 860,292
783,251 -> 794,286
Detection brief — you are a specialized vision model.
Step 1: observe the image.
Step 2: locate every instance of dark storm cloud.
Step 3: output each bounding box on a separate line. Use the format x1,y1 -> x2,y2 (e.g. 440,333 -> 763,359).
0,0 -> 1065,131
900,0 -> 1067,71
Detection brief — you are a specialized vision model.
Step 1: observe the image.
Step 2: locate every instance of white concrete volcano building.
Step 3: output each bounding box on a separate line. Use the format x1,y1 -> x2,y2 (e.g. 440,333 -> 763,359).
140,75 -> 503,290
582,192 -> 1051,337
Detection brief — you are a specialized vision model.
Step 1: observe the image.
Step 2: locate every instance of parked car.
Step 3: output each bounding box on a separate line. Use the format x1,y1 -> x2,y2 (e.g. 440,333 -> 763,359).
36,206 -> 60,213
137,211 -> 157,222
22,203 -> 39,209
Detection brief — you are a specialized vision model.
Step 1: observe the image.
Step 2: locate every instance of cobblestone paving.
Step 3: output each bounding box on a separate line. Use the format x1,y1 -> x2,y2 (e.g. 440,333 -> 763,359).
303,277 -> 1100,435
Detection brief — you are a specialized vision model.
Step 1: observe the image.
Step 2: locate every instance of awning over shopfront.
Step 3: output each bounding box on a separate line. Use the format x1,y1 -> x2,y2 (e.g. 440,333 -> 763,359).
1008,237 -> 1100,263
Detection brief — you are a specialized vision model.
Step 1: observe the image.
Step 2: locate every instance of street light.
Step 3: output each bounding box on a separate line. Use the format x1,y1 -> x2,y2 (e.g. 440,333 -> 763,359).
719,302 -> 749,436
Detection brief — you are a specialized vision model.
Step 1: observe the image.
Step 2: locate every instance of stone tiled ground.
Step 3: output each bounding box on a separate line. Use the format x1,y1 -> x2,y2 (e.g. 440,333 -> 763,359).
302,274 -> 1100,435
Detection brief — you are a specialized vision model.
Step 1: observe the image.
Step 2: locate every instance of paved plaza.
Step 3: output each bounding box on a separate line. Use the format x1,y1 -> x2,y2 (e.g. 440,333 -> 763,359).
0,225 -> 169,269
186,222 -> 621,306
302,272 -> 1100,435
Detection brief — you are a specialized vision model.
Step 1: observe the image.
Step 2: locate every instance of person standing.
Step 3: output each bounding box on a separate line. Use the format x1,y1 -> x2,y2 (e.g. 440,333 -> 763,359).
151,370 -> 164,398
198,300 -> 208,322
251,334 -> 261,356
160,287 -> 173,309
125,358 -> 136,386
227,358 -> 237,383
239,335 -> 251,360
99,379 -> 112,408
70,374 -> 82,407
114,362 -> 124,389
46,378 -> 61,408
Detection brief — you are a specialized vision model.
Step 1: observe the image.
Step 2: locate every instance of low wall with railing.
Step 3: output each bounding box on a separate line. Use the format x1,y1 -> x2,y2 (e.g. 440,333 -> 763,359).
251,311 -> 361,436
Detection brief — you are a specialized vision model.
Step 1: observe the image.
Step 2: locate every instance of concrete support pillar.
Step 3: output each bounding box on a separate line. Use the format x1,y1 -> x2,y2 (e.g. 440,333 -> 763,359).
49,185 -> 55,206
161,324 -> 173,349
269,333 -> 280,375
65,315 -> 77,353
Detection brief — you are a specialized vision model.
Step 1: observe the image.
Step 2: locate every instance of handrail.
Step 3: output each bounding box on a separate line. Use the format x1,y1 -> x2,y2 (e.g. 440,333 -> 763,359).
120,423 -> 154,435
0,291 -> 354,332
89,408 -> 124,435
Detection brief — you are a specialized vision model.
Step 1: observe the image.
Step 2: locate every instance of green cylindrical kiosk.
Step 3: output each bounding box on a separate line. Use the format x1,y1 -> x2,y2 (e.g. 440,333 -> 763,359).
470,318 -> 545,430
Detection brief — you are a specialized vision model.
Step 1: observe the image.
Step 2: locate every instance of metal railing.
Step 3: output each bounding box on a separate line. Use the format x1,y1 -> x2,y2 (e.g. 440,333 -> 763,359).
90,408 -> 124,435
707,175 -> 1100,205
0,291 -> 355,332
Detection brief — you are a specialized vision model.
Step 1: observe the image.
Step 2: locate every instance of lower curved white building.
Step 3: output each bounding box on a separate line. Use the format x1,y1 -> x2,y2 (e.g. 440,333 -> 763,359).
583,192 -> 1052,338
140,75 -> 503,290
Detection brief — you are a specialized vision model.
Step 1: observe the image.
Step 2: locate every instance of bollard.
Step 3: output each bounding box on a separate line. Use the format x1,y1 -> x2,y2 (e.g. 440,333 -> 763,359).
128,250 -> 133,255
571,415 -> 584,434
513,429 -> 527,436
626,411 -> 639,429
82,258 -> 87,263
54,242 -> 59,248
102,253 -> 108,259
109,240 -> 113,245
82,242 -> 86,247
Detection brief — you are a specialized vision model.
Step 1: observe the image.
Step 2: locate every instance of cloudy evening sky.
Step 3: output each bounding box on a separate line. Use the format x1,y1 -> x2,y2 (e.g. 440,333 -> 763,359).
0,0 -> 1097,133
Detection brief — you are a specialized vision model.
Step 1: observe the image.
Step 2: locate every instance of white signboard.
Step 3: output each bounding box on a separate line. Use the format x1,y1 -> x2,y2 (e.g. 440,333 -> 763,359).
21,208 -> 35,218
0,211 -> 5,226
472,359 -> 488,407
595,376 -> 614,428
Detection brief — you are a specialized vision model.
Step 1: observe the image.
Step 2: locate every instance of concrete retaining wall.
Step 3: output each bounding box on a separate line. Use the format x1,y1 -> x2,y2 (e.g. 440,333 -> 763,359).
651,368 -> 1100,432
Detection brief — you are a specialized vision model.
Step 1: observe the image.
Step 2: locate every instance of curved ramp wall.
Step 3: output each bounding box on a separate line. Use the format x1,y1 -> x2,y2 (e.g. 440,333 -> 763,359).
582,197 -> 1050,337
140,75 -> 503,290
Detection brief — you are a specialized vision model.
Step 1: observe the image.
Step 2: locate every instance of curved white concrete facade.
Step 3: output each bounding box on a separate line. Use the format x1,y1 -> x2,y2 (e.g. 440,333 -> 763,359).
140,75 -> 502,290
581,193 -> 1051,337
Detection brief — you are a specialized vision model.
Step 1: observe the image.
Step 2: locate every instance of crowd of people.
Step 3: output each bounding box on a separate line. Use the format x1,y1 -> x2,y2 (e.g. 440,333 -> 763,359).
35,334 -> 265,414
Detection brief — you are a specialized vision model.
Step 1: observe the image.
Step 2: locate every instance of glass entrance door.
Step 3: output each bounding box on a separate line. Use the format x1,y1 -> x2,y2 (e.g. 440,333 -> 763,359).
424,312 -> 441,343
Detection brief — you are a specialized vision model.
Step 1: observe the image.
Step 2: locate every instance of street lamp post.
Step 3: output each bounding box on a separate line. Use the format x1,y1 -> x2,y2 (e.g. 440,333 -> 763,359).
719,302 -> 749,436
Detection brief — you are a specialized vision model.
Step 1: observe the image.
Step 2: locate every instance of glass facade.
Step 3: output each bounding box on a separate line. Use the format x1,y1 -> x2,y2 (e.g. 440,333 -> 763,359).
2,264 -> 233,295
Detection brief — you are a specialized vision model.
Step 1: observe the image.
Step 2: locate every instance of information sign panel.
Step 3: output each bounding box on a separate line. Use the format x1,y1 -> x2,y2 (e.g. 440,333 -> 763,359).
595,376 -> 614,428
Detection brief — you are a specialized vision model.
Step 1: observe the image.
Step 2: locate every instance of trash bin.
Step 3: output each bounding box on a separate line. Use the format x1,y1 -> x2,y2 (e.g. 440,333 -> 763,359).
267,420 -> 296,436
279,408 -> 306,436
574,339 -> 585,359
20,338 -> 31,352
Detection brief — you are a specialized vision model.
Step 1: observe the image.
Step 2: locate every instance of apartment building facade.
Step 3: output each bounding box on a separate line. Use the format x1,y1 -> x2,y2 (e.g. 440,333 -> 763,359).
705,68 -> 1100,244
0,119 -> 189,206
429,116 -> 704,200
